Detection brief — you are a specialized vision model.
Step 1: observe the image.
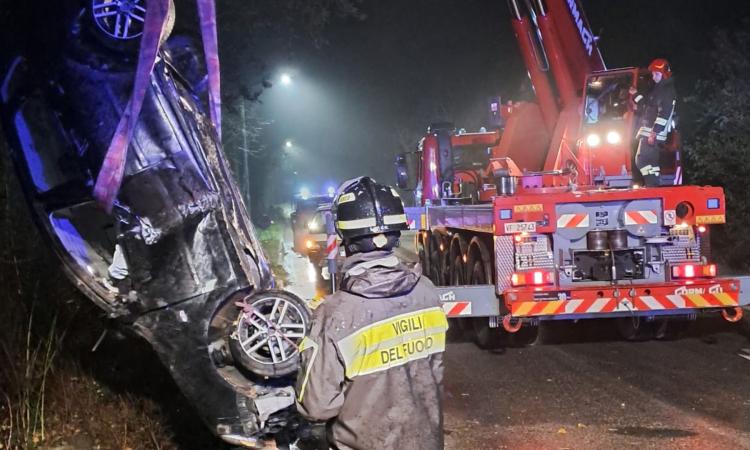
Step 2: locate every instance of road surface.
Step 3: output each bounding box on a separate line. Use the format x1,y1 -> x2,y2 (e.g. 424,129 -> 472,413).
443,319 -> 750,449
283,228 -> 750,449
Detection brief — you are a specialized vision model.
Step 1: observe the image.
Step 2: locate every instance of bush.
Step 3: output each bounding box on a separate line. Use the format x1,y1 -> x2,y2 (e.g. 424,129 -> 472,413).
683,27 -> 750,271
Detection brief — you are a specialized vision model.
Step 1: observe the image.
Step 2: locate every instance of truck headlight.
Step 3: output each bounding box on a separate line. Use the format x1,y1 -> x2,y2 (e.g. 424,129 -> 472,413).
307,220 -> 321,232
606,130 -> 622,144
586,133 -> 601,147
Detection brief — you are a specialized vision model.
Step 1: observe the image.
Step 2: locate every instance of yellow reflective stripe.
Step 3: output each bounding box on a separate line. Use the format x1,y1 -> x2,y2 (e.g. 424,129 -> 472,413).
337,192 -> 356,204
337,307 -> 448,378
541,301 -> 561,315
514,302 -> 534,316
634,94 -> 643,103
654,117 -> 668,126
687,294 -> 710,307
296,337 -> 319,402
383,213 -> 407,225
351,333 -> 446,378
640,165 -> 652,176
714,293 -> 737,306
336,217 -> 377,229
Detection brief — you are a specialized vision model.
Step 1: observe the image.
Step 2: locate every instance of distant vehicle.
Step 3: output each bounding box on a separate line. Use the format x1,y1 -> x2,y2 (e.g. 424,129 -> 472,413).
0,1 -> 308,446
290,194 -> 331,254
301,204 -> 346,289
303,205 -> 330,264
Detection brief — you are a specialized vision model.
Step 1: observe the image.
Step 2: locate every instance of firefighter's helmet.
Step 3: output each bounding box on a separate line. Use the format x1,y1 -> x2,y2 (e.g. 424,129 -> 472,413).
332,177 -> 408,251
648,58 -> 672,79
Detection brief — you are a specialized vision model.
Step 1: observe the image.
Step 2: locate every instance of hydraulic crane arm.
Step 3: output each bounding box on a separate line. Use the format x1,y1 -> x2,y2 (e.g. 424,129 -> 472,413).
508,0 -> 605,112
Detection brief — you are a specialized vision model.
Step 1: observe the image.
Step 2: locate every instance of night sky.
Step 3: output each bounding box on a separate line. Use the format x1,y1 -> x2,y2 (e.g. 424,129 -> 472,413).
2,0 -> 748,209
248,0 -> 750,205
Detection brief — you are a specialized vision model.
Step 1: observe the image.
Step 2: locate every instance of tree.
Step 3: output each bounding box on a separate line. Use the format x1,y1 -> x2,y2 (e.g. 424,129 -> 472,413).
683,26 -> 750,270
212,0 -> 364,216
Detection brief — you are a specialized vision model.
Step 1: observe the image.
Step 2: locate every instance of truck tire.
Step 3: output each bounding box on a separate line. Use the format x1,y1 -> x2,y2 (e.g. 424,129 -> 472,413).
450,255 -> 466,285
653,319 -> 690,340
502,324 -> 539,347
616,316 -> 655,341
472,318 -> 505,350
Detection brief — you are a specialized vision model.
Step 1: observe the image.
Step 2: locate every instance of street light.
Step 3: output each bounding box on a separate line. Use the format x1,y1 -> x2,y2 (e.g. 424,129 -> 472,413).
280,73 -> 292,86
285,140 -> 293,148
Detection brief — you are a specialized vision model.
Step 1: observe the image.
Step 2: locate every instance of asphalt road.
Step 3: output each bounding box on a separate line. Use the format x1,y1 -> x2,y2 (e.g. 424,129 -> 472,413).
284,229 -> 750,449
443,319 -> 750,449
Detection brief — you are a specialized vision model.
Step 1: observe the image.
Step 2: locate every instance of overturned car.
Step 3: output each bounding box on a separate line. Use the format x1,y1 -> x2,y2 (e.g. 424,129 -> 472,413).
0,0 -> 309,446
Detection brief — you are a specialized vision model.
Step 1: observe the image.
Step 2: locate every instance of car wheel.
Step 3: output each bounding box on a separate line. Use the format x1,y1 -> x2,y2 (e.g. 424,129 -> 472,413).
229,290 -> 311,378
88,0 -> 175,53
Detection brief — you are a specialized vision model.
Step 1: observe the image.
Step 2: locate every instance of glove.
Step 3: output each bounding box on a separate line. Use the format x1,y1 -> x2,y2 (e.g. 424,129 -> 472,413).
647,132 -> 656,145
628,86 -> 637,96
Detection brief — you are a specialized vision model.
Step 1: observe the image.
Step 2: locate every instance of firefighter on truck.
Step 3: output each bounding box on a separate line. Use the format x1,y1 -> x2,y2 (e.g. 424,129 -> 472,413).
630,58 -> 677,186
295,176 -> 448,450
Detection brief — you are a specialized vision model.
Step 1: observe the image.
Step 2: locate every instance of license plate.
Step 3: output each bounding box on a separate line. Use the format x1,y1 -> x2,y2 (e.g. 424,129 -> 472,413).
504,222 -> 536,233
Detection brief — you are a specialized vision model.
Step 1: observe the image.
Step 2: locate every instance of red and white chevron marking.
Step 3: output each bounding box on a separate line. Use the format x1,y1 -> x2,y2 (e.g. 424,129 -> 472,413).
624,210 -> 658,225
511,292 -> 738,317
442,301 -> 472,317
557,213 -> 589,228
326,235 -> 338,260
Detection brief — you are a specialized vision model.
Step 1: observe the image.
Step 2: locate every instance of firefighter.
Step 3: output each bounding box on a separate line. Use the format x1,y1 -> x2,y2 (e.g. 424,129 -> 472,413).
630,58 -> 677,186
295,176 -> 448,450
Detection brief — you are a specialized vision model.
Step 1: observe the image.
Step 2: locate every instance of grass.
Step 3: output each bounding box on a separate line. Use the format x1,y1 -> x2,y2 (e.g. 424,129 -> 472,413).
1,299 -> 60,448
0,149 -> 218,449
256,222 -> 289,286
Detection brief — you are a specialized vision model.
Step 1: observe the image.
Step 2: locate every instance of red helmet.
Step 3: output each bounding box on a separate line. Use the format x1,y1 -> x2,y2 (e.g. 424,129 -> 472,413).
648,58 -> 672,79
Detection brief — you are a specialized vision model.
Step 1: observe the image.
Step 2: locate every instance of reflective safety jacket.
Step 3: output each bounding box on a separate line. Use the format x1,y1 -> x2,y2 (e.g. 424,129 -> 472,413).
634,76 -> 677,142
296,250 -> 448,450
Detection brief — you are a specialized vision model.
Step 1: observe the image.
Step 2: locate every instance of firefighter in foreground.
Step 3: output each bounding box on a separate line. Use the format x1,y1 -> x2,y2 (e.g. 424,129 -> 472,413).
631,58 -> 677,186
295,176 -> 448,450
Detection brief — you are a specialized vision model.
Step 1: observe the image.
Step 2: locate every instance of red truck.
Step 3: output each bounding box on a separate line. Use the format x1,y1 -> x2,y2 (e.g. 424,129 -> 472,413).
395,0 -> 749,348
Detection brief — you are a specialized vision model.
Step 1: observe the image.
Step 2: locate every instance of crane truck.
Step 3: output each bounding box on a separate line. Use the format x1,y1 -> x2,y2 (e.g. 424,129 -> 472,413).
395,0 -> 750,348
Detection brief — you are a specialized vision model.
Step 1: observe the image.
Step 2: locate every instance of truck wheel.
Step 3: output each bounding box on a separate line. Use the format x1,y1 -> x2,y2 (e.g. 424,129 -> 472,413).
450,256 -> 466,285
428,235 -> 445,285
229,290 -> 311,378
418,239 -> 428,275
616,316 -> 655,341
467,258 -> 500,349
653,319 -> 690,340
469,259 -> 488,285
472,318 -> 505,350
503,325 -> 539,347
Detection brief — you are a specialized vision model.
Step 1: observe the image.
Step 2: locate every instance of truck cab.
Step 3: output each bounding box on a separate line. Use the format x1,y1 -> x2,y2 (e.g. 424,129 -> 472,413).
579,68 -> 680,187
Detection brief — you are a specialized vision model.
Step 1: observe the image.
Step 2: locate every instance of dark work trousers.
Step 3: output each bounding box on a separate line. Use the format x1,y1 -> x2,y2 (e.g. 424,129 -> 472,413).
635,138 -> 661,187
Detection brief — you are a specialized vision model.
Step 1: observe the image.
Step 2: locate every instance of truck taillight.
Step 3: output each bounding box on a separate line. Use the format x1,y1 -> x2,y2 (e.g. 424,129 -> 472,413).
511,270 -> 554,287
671,263 -> 716,279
